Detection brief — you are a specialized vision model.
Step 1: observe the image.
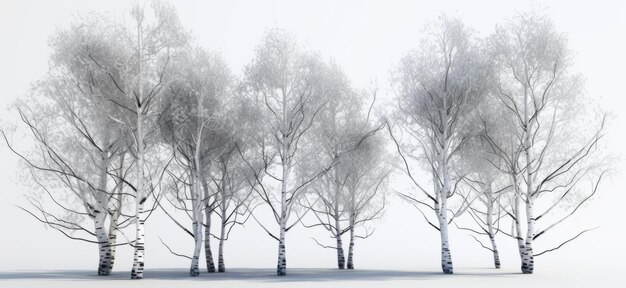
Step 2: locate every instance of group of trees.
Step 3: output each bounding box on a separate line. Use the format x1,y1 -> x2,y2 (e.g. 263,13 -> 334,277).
389,14 -> 605,274
0,1 -> 605,280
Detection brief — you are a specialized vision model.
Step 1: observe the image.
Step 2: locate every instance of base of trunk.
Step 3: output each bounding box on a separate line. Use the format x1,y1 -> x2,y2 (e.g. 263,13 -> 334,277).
277,267 -> 287,276
190,265 -> 200,276
130,260 -> 144,279
521,267 -> 534,274
98,266 -> 111,276
130,271 -> 143,279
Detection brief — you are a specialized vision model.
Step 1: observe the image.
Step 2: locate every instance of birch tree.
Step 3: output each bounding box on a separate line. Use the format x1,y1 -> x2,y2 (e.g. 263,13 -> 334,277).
159,45 -> 233,276
455,132 -> 511,269
242,28 -> 330,276
299,68 -> 386,269
485,11 -> 606,274
342,128 -> 390,269
389,15 -> 490,274
2,85 -> 131,277
212,145 -> 256,273
58,2 -> 188,279
297,62 -> 360,269
0,13 -> 141,276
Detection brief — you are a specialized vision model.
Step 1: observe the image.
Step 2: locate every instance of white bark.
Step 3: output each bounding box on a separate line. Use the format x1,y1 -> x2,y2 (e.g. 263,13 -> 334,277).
334,179 -> 345,269
218,215 -> 226,272
485,186 -> 501,269
131,16 -> 146,279
203,179 -> 216,273
346,220 -> 355,269
189,167 -> 203,276
276,156 -> 289,276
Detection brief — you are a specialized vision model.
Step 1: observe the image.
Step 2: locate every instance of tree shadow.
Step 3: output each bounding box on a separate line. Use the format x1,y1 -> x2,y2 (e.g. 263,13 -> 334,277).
0,268 -> 522,282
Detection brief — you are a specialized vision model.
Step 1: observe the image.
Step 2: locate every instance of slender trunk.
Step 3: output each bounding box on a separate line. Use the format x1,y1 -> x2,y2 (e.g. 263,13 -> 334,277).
277,224 -> 287,276
130,13 -> 145,280
217,161 -> 227,273
95,151 -> 111,276
334,171 -> 345,269
107,208 -> 120,273
189,168 -> 203,276
218,217 -> 226,272
521,81 -> 535,274
510,172 -> 526,272
276,159 -> 288,276
489,235 -> 501,269
439,208 -> 453,274
130,208 -> 145,279
486,184 -> 500,269
439,136 -> 453,274
108,155 -> 125,273
204,209 -> 216,273
95,215 -> 112,276
201,178 -> 216,273
346,223 -> 355,269
335,220 -> 345,269
521,198 -> 535,274
205,210 -> 216,272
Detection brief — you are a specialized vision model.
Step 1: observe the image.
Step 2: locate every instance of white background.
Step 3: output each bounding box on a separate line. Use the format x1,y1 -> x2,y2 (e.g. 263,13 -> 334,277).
0,0 -> 624,281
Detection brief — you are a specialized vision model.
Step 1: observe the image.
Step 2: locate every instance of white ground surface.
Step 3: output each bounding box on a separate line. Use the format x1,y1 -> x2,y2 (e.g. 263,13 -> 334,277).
0,267 -> 622,288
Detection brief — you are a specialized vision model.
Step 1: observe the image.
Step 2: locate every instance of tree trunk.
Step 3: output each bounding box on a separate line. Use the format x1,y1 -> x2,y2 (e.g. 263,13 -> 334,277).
189,218 -> 202,276
439,218 -> 453,274
276,160 -> 288,276
521,198 -> 535,274
189,166 -> 204,276
201,179 -> 216,273
218,218 -> 226,272
346,224 -> 355,269
333,171 -> 345,269
335,229 -> 345,269
520,78 -> 535,274
107,209 -> 120,273
439,150 -> 453,274
486,185 -> 500,269
95,216 -> 112,276
490,235 -> 501,269
130,209 -> 145,279
277,227 -> 287,276
204,207 -> 216,273
95,152 -> 112,276
130,14 -> 146,279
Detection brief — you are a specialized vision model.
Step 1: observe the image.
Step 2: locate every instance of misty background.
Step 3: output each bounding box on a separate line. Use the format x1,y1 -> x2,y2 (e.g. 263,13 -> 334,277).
0,0 -> 624,279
